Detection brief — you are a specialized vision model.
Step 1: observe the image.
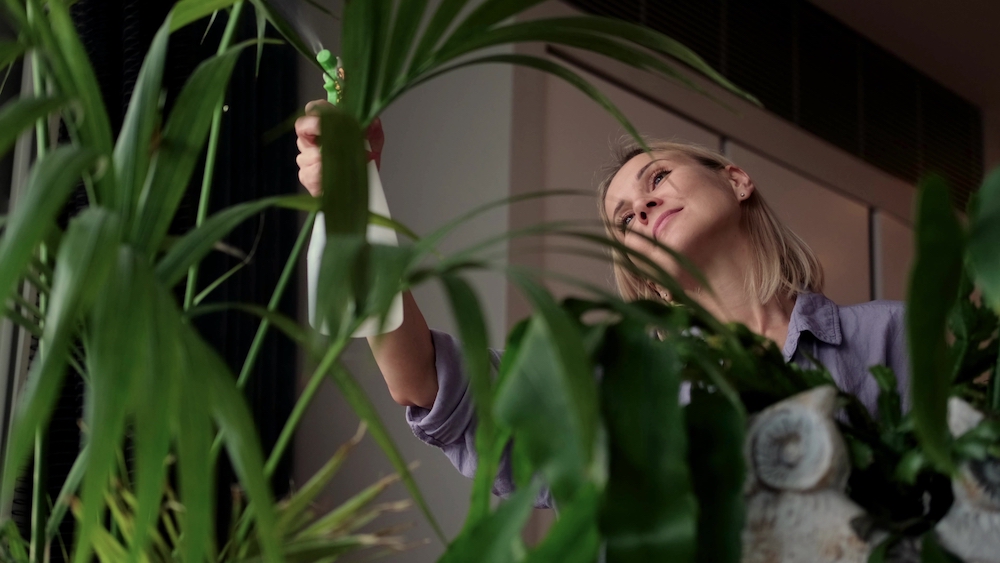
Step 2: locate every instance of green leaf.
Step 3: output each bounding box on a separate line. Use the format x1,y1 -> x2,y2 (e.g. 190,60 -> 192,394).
0,41 -> 26,72
249,0 -> 323,71
494,310 -> 596,504
685,389 -> 745,563
277,426 -> 365,532
338,0 -> 381,119
324,363 -> 446,542
315,234 -> 366,339
317,103 -> 368,235
378,0 -> 430,98
440,274 -> 497,526
297,471 -> 399,538
255,2 -> 266,75
428,24 -> 718,110
155,194 -> 308,287
0,96 -> 66,160
44,445 -> 88,544
521,16 -> 757,105
870,366 -> 903,435
969,167 -> 1000,309
171,0 -> 239,31
410,53 -> 645,153
438,481 -> 541,563
114,14 -> 171,221
523,484 -> 601,563
360,244 -> 412,328
0,208 -> 119,517
407,0 -> 469,78
907,175 -> 965,473
74,248 -> 151,563
44,0 -> 118,202
129,279 -> 183,563
447,0 -> 547,41
0,146 -> 97,303
920,532 -> 961,562
193,328 -> 284,562
131,40 -> 252,252
599,320 -> 697,563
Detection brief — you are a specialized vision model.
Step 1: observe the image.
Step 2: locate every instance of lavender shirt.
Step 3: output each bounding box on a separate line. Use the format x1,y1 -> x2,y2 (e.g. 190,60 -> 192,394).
405,292 -> 910,508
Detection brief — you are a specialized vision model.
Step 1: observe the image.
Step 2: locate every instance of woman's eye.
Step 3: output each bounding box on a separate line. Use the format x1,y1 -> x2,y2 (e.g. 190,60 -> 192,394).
652,170 -> 671,186
619,213 -> 634,233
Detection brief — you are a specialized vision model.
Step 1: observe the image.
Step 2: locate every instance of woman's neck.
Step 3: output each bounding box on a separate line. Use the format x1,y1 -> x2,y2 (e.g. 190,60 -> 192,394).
681,238 -> 796,348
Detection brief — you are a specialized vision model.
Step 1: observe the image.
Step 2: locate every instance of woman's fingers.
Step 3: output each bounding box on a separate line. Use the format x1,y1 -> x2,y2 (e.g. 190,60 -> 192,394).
305,99 -> 333,114
295,114 -> 321,144
298,161 -> 322,197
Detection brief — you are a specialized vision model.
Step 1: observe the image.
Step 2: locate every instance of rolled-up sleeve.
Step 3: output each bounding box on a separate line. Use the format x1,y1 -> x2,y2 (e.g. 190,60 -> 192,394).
405,330 -> 552,508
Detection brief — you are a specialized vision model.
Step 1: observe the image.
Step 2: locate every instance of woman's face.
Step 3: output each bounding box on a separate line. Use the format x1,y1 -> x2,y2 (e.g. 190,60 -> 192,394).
603,150 -> 753,281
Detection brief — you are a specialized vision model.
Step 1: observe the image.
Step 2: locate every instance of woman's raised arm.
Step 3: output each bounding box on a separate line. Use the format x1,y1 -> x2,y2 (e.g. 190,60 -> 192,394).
294,101 -> 438,408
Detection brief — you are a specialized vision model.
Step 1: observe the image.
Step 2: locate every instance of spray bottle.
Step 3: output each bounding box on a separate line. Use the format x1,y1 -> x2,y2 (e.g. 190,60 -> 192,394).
306,50 -> 404,337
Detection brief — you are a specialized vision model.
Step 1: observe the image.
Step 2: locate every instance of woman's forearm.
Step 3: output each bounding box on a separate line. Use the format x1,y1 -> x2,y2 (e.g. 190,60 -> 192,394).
367,291 -> 439,408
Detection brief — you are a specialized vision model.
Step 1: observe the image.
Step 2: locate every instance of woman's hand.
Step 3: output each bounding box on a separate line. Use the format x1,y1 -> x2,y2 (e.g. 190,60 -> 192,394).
294,99 -> 385,197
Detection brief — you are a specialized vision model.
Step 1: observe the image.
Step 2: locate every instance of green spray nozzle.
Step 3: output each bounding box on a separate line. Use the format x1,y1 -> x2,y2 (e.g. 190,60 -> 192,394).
317,49 -> 343,105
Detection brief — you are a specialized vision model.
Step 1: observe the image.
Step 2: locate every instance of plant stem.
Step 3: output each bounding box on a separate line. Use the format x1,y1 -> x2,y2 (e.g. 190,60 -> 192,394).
208,212 -> 316,461
26,16 -> 49,561
235,212 -> 316,390
264,330 -> 353,478
184,1 -> 245,310
230,328 -> 356,545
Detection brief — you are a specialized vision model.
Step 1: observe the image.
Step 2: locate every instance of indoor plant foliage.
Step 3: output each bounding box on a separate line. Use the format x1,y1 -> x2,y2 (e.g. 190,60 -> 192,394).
0,1 -> 996,563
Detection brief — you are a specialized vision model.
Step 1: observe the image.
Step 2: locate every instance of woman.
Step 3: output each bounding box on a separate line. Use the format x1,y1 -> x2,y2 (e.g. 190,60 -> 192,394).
295,102 -> 910,507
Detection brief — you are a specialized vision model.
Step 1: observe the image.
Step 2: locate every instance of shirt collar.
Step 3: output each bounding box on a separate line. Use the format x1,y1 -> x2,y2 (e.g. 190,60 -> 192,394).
782,292 -> 842,361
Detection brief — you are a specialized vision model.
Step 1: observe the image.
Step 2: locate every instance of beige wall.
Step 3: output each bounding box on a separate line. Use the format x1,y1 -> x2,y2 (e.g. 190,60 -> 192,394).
726,143 -> 871,305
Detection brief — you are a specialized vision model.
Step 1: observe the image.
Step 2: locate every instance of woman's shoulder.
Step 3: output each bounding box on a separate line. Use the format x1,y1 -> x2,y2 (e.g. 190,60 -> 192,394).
832,297 -> 906,350
794,292 -> 904,348
837,298 -> 906,328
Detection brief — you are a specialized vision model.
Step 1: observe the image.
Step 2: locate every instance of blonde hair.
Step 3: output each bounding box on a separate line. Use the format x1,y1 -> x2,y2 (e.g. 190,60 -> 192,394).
596,138 -> 824,304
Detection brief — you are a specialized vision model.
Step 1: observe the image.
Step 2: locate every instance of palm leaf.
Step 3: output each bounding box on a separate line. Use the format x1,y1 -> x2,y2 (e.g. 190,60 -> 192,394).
42,0 -> 118,203
0,41 -> 26,72
324,363 -> 446,542
598,320 -> 697,562
170,0 -> 239,32
0,96 -> 66,160
128,278 -> 184,563
131,40 -> 256,253
686,389 -> 745,563
1,208 -> 119,514
276,424 -> 365,532
378,0 -> 430,98
907,175 -> 965,473
969,167 -> 1000,309
438,481 -> 540,563
406,0 -> 470,78
440,274 -> 499,526
402,53 -> 645,150
155,194 -> 310,288
74,249 -> 151,563
493,303 -> 596,504
193,329 -> 284,562
523,484 -> 600,563
114,14 -> 170,223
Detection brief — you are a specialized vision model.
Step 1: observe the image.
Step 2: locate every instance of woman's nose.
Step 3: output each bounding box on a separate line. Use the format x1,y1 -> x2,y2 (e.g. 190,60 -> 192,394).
637,199 -> 659,222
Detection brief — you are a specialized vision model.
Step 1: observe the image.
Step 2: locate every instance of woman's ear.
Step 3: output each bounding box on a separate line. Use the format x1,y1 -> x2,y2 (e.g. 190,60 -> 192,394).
725,164 -> 755,201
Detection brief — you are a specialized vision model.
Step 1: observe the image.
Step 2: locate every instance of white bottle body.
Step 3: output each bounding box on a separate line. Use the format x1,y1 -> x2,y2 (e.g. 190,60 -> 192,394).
306,143 -> 404,337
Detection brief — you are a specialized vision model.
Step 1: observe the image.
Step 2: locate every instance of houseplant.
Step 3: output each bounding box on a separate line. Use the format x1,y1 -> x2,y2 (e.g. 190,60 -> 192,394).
0,0 -> 996,561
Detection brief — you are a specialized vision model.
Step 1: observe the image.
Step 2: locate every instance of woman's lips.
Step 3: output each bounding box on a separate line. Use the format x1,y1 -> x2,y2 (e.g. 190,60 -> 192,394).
652,207 -> 683,240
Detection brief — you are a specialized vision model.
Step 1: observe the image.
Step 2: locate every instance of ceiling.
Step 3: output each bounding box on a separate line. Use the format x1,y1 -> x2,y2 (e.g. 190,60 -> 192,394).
808,0 -> 1000,109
